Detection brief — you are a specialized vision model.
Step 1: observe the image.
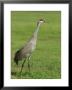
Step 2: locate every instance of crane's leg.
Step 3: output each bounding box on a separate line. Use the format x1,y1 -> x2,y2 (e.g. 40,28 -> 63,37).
20,59 -> 26,76
28,59 -> 30,73
28,56 -> 31,73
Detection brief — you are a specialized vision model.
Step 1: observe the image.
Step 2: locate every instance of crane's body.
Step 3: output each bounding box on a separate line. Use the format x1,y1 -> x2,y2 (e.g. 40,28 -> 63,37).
14,19 -> 45,75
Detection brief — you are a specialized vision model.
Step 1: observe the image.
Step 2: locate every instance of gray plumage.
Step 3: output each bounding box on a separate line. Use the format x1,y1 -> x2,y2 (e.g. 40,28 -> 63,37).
14,19 -> 45,74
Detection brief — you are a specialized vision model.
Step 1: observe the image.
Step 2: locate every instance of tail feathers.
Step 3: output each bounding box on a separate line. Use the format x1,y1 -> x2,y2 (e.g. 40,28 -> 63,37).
14,50 -> 20,65
14,55 -> 19,66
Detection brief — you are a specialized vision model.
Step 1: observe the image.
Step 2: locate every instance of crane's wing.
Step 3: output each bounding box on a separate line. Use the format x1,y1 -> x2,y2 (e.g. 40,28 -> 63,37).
14,38 -> 36,62
21,41 -> 34,57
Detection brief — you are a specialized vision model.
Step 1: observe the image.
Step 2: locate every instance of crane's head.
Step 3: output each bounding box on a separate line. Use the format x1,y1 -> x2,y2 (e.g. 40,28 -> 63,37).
37,19 -> 45,26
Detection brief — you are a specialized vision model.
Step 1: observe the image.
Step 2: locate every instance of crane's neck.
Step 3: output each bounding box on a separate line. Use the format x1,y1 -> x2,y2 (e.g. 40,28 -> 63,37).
33,22 -> 41,38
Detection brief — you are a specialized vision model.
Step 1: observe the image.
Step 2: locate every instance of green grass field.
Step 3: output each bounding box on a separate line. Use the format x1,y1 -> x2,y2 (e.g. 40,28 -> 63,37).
11,11 -> 61,79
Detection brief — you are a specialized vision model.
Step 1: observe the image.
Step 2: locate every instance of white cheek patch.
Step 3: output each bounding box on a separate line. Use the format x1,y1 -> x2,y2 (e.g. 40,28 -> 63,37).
40,21 -> 43,23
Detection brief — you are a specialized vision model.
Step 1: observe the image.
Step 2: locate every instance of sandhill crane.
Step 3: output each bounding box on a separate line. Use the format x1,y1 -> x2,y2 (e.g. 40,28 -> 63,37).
14,19 -> 45,75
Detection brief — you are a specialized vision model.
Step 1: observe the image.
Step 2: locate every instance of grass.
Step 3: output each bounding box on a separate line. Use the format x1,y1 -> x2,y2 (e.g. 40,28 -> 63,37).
11,11 -> 61,79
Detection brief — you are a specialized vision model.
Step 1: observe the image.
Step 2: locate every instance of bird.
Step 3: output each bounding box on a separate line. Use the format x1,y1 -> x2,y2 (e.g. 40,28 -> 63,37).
14,19 -> 45,75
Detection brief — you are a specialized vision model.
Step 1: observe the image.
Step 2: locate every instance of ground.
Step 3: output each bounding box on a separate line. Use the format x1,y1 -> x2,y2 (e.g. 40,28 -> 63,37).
11,11 -> 61,79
